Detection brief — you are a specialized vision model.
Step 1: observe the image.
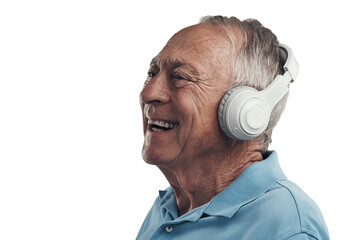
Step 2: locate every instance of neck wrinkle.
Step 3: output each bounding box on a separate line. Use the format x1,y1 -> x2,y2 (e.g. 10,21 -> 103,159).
158,140 -> 263,217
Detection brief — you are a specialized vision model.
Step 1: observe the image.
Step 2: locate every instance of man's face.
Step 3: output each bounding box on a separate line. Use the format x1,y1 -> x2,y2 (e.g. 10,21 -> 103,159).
140,24 -> 236,167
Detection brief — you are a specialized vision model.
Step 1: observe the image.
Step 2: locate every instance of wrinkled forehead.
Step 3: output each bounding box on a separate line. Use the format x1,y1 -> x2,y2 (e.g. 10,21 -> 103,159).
152,24 -> 237,69
168,24 -> 225,47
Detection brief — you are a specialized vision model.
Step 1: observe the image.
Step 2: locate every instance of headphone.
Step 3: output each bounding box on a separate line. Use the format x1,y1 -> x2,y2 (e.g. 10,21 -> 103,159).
218,44 -> 299,141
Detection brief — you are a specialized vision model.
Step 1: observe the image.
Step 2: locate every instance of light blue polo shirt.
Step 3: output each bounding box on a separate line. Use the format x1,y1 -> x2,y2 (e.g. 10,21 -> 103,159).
136,151 -> 329,240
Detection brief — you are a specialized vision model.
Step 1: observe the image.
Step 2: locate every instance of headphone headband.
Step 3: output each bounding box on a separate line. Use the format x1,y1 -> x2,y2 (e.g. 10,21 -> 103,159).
279,44 -> 299,81
260,44 -> 299,110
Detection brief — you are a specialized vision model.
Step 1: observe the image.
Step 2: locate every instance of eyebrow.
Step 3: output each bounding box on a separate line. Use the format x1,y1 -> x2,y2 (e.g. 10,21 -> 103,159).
150,57 -> 200,76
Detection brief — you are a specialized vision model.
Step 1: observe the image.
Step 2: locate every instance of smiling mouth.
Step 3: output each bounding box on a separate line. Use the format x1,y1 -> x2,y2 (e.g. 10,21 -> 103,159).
148,119 -> 179,132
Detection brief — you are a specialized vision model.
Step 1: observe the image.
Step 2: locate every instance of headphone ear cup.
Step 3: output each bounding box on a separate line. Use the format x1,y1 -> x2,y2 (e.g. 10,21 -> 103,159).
218,87 -> 270,141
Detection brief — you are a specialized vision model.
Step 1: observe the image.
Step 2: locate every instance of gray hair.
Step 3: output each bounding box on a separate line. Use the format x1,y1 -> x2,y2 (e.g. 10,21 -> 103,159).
199,15 -> 288,152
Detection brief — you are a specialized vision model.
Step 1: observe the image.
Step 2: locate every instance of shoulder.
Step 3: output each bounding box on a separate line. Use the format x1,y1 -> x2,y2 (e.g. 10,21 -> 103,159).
246,179 -> 329,240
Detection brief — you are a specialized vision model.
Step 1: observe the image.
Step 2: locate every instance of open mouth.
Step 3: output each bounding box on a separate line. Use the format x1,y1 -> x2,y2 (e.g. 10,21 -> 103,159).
148,119 -> 179,132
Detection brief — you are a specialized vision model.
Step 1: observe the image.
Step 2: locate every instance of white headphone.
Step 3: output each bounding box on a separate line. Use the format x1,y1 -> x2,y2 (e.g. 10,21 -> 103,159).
218,44 -> 299,141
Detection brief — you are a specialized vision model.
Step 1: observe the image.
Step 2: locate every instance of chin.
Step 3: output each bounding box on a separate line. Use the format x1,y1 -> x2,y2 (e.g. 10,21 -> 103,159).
141,146 -> 175,166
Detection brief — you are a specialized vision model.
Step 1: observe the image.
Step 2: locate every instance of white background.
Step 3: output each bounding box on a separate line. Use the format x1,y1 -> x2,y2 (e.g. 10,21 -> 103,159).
0,0 -> 349,239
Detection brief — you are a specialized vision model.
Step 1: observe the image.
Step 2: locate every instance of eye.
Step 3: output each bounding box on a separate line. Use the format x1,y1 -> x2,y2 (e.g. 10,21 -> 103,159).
147,71 -> 156,78
144,70 -> 158,85
172,72 -> 194,88
173,72 -> 188,81
174,74 -> 185,80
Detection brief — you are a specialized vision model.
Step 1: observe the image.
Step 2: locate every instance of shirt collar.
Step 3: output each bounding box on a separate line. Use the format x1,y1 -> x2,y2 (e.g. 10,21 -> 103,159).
203,151 -> 286,218
159,187 -> 178,220
158,151 -> 286,221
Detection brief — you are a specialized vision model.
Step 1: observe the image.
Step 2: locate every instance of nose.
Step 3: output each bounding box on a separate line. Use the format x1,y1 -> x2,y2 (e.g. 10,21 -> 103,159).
140,73 -> 170,105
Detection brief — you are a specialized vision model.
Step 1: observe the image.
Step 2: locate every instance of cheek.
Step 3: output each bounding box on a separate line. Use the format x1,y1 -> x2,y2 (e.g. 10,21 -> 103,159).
177,90 -> 221,134
175,91 -> 204,127
176,87 -> 210,112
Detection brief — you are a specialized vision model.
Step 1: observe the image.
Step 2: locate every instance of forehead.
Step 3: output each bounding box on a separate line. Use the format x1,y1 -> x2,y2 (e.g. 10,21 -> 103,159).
152,24 -> 234,70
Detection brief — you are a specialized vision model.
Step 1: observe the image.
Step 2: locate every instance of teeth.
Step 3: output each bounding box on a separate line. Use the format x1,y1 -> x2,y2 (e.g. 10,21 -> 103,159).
148,119 -> 179,129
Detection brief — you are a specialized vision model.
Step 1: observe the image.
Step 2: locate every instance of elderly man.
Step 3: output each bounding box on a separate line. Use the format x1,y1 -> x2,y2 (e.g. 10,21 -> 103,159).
136,16 -> 329,240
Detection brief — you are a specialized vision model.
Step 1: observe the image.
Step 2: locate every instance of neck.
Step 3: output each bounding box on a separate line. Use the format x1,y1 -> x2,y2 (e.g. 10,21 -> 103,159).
158,140 -> 263,217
